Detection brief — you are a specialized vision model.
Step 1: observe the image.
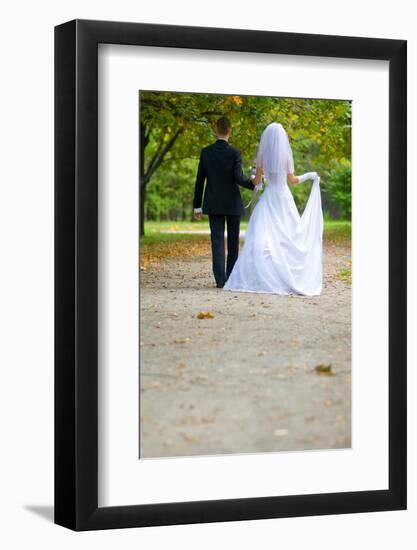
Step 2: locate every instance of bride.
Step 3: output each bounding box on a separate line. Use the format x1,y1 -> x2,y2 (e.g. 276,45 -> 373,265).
224,122 -> 323,296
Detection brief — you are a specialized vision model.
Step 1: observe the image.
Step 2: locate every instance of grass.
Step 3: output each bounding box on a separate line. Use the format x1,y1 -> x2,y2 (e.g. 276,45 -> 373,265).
144,220 -> 248,234
338,265 -> 352,285
140,219 -> 351,269
141,232 -> 209,246
323,220 -> 351,244
140,232 -> 210,270
141,221 -> 235,266
143,220 -> 351,243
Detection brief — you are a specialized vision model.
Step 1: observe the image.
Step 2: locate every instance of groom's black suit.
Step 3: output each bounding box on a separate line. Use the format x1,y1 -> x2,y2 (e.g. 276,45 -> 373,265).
193,139 -> 254,287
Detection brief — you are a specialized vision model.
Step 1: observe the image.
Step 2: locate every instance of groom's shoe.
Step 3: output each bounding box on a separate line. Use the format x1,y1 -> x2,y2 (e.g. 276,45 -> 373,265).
216,283 -> 224,289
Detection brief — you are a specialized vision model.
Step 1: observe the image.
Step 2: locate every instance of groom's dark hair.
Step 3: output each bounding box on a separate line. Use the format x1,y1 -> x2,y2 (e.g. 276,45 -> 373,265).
216,116 -> 232,135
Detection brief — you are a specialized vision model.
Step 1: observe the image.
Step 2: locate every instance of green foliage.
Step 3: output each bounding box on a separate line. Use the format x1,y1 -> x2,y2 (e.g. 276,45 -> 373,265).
140,91 -> 351,224
145,158 -> 198,221
323,164 -> 352,219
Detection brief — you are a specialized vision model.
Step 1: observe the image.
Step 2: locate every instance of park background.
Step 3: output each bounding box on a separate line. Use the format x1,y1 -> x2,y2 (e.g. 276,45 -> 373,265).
140,91 -> 352,271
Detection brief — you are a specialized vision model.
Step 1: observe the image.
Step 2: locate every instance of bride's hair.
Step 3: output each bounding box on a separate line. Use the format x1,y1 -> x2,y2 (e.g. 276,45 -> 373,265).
256,122 -> 294,174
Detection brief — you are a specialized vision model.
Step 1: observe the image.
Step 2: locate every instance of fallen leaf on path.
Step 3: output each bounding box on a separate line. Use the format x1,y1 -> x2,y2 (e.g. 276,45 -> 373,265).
179,416 -> 215,426
148,381 -> 163,389
274,429 -> 289,437
191,375 -> 208,383
201,416 -> 215,424
289,339 -> 300,348
197,311 -> 215,319
257,351 -> 267,357
140,237 -> 210,268
180,432 -> 199,443
324,399 -> 334,407
172,338 -> 192,344
315,364 -> 335,376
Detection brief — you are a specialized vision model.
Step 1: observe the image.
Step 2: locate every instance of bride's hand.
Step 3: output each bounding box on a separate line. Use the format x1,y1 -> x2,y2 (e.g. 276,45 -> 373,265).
296,171 -> 318,184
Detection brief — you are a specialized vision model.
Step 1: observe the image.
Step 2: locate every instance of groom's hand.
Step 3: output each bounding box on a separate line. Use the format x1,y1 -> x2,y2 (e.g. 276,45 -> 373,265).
194,212 -> 202,221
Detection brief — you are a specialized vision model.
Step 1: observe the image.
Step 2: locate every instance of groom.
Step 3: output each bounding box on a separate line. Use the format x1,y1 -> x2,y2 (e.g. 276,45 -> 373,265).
193,117 -> 255,288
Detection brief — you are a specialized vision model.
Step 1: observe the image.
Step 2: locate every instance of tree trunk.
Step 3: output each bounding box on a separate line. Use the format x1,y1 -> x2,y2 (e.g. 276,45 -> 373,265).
139,123 -> 146,237
140,183 -> 146,237
139,123 -> 182,236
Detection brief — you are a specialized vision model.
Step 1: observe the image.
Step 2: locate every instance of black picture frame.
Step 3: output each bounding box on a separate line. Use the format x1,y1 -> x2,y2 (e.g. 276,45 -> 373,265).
55,19 -> 407,531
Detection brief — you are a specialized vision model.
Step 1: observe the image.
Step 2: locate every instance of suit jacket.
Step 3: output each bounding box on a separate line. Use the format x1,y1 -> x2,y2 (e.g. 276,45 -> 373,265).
193,139 -> 254,216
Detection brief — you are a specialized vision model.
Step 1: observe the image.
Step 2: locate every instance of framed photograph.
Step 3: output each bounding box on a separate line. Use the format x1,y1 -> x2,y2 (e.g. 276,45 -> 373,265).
55,19 -> 406,530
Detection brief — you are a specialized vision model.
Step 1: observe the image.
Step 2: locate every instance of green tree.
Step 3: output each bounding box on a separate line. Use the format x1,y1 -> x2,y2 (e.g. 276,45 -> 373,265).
140,92 -> 351,234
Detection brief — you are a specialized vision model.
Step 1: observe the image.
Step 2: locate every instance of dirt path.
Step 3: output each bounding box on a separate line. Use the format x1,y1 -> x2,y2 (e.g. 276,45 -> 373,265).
140,240 -> 351,458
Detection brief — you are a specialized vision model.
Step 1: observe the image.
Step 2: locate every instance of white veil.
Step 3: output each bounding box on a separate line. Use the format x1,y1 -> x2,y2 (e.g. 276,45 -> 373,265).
256,122 -> 294,175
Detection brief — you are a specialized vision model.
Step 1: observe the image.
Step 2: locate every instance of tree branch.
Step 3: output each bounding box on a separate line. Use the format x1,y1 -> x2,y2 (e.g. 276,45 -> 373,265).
143,127 -> 183,185
145,133 -> 168,177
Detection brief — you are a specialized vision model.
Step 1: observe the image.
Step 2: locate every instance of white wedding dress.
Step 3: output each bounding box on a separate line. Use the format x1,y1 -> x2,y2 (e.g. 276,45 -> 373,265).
224,123 -> 323,296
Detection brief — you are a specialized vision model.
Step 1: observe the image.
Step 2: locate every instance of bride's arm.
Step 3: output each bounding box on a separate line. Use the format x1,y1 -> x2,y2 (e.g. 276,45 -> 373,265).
253,166 -> 263,187
290,171 -> 318,185
287,173 -> 298,185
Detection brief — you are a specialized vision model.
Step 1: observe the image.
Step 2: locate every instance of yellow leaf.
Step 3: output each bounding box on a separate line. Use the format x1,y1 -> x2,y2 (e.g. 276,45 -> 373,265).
197,311 -> 214,319
315,364 -> 335,376
274,429 -> 289,437
172,338 -> 192,344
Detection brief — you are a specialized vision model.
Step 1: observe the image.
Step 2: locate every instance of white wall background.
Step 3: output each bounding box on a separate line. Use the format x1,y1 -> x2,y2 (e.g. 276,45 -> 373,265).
0,1 -> 414,548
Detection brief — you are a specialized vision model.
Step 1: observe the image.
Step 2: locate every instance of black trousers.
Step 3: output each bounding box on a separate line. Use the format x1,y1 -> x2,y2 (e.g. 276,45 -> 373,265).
208,214 -> 240,287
